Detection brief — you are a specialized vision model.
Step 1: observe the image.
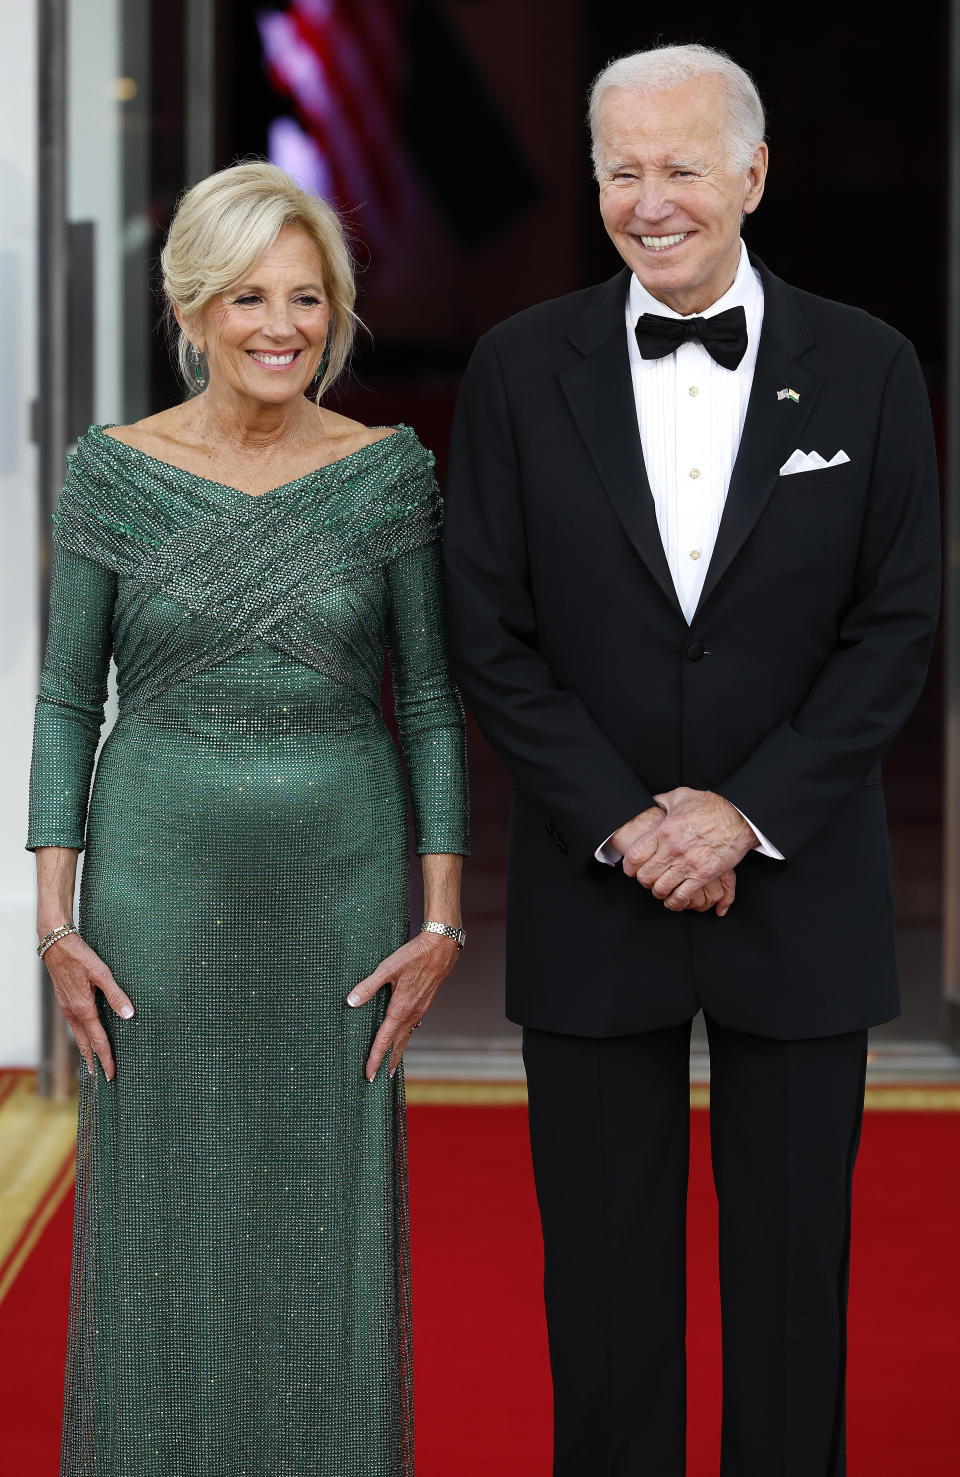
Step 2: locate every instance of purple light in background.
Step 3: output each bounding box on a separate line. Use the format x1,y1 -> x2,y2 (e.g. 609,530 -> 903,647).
257,9 -> 331,121
267,116 -> 333,200
256,0 -> 406,247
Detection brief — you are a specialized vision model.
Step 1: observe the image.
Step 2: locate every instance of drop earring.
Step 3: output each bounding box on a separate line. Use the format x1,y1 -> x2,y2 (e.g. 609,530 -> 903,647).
312,331 -> 331,387
192,345 -> 206,388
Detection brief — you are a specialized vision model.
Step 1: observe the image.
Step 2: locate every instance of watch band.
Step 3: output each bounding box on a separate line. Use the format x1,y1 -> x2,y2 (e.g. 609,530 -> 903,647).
420,920 -> 466,950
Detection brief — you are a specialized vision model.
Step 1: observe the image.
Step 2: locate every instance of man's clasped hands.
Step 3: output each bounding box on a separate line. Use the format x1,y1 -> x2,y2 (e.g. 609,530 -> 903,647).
610,787 -> 759,917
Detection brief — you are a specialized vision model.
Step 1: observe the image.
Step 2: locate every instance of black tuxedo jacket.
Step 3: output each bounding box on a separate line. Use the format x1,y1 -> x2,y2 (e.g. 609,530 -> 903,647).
443,256 -> 941,1040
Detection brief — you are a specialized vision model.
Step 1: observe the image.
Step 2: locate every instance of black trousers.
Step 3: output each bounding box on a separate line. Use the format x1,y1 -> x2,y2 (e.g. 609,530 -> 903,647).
522,1016 -> 868,1477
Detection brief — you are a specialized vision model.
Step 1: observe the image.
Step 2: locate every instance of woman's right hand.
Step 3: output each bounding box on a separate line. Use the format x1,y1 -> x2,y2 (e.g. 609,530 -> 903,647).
42,933 -> 134,1081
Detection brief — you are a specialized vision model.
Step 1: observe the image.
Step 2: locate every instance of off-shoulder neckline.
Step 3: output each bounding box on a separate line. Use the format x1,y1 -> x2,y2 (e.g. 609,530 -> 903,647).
87,423 -> 415,502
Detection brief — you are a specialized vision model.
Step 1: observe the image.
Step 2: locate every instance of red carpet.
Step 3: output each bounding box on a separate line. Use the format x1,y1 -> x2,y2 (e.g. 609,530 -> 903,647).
2,1106 -> 957,1474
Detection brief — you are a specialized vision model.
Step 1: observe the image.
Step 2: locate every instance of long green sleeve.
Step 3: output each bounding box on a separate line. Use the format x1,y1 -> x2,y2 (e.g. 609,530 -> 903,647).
386,540 -> 469,856
26,544 -> 116,851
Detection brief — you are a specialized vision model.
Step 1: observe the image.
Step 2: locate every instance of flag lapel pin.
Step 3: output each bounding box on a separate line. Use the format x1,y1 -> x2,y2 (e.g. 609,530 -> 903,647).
777,387 -> 800,403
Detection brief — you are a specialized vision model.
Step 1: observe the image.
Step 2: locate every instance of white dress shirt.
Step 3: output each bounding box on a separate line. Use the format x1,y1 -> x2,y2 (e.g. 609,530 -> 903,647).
596,241 -> 784,865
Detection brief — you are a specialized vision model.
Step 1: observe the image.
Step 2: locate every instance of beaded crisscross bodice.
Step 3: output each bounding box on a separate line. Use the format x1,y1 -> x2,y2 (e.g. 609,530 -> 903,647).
53,425 -> 442,714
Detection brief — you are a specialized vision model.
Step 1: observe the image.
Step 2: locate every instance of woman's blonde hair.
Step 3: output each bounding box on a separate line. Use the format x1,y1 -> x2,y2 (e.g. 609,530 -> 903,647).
160,161 -> 359,403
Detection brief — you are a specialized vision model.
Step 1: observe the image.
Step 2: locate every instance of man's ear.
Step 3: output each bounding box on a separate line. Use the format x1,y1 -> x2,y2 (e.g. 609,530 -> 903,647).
742,142 -> 768,217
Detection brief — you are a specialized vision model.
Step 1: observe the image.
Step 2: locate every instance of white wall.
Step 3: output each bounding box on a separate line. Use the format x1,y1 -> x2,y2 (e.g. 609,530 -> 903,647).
0,0 -> 41,1065
0,0 -> 123,1066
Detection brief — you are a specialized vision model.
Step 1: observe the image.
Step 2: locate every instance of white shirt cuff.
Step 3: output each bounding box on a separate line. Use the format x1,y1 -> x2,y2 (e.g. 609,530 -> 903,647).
732,806 -> 784,861
596,810 -> 785,865
595,834 -> 622,866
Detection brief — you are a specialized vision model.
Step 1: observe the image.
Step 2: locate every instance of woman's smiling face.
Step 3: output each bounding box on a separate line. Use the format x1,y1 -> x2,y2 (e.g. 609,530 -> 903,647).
187,225 -> 332,406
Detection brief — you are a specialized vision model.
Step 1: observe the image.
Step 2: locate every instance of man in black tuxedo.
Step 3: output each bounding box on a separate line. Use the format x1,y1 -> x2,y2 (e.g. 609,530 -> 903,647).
443,41 -> 940,1477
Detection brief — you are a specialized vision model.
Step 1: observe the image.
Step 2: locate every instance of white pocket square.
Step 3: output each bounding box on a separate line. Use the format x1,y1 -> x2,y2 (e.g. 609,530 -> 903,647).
779,448 -> 851,477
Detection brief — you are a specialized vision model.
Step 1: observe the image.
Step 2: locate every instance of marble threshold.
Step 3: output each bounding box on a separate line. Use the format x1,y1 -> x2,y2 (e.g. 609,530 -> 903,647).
404,1035 -> 960,1085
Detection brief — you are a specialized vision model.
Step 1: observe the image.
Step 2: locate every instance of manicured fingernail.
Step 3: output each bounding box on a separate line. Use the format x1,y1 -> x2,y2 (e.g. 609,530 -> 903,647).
87,1063 -> 95,1076
347,995 -> 359,1007
121,1005 -> 134,1019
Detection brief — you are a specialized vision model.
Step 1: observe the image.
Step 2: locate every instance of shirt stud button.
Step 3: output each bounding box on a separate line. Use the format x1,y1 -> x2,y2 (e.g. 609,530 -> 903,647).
689,385 -> 699,396
689,549 -> 701,560
689,468 -> 701,479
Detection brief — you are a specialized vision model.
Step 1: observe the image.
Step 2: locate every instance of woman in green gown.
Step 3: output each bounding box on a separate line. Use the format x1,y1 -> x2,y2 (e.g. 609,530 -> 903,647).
27,163 -> 469,1477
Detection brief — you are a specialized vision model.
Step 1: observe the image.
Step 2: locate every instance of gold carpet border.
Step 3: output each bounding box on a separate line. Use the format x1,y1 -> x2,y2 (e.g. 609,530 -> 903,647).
0,1156 -> 75,1306
0,1073 -> 78,1306
406,1081 -> 960,1110
863,1085 -> 960,1111
406,1080 -> 529,1106
1,1071 -> 958,1304
404,1083 -> 714,1107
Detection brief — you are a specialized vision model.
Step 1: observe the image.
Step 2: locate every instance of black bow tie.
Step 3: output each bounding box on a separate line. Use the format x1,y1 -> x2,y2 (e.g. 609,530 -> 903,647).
634,304 -> 748,371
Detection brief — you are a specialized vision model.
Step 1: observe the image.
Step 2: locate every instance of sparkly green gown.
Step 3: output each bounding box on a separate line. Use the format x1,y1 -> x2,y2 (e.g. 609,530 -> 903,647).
26,424 -> 469,1477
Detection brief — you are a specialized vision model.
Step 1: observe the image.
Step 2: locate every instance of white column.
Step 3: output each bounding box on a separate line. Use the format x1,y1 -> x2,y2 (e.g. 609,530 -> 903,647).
69,0 -> 122,426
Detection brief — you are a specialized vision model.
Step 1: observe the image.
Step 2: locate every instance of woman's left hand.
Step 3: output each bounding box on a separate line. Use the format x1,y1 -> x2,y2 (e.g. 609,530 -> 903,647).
347,932 -> 461,1081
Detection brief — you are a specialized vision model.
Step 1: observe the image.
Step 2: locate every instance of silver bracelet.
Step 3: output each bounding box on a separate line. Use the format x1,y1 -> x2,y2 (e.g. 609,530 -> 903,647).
37,924 -> 78,959
420,920 -> 466,950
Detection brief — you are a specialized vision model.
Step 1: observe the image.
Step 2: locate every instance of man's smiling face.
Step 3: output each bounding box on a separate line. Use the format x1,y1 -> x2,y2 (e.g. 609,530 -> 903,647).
596,76 -> 767,316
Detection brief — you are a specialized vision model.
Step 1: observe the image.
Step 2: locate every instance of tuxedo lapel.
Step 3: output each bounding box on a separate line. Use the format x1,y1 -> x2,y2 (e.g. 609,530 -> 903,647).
560,271 -> 683,618
695,261 -> 822,614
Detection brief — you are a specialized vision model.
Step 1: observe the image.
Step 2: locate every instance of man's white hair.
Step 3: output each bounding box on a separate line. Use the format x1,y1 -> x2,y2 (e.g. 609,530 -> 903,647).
589,43 -> 766,178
